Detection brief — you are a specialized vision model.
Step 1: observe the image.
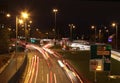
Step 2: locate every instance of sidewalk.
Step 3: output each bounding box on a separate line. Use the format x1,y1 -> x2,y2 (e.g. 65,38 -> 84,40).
0,52 -> 14,74
0,52 -> 26,82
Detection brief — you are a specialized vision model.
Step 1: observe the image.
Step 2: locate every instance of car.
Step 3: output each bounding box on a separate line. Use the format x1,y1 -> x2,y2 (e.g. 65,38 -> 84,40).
69,40 -> 90,51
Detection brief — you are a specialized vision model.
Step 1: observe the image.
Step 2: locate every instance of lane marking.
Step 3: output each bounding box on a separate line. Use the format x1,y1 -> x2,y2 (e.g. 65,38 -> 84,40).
54,73 -> 57,83
47,73 -> 49,83
34,56 -> 39,83
50,71 -> 53,83
42,76 -> 44,81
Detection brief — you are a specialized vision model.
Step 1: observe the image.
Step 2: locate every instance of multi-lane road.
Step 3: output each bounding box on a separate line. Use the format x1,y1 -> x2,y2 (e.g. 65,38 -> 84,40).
1,41 -> 120,83
23,43 -> 83,83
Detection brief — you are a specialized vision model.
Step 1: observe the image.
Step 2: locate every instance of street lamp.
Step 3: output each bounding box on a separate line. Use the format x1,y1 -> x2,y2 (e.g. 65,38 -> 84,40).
36,28 -> 39,31
69,24 -> 75,40
53,8 -> 58,39
21,11 -> 29,43
112,22 -> 118,49
6,13 -> 11,18
27,20 -> 32,38
16,16 -> 24,71
46,32 -> 49,39
18,19 -> 24,24
52,28 -> 55,38
99,29 -> 102,43
15,16 -> 20,71
15,11 -> 29,69
21,12 -> 29,19
91,25 -> 96,43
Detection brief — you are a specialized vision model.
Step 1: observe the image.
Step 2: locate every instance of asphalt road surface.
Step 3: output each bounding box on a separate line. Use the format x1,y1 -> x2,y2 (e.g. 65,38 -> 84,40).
23,44 -> 83,83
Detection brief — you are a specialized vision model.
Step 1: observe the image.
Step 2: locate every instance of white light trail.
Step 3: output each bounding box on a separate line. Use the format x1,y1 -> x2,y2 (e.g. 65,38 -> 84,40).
47,73 -> 49,83
58,60 -> 65,67
54,73 -> 57,83
111,50 -> 120,61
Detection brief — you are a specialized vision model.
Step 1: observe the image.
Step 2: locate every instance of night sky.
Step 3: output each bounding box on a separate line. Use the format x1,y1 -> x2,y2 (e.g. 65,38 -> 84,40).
1,0 -> 120,38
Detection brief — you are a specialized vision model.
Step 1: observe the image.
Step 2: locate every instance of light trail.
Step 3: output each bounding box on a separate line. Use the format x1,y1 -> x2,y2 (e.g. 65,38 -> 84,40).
50,71 -> 53,83
57,59 -> 84,83
25,43 -> 84,83
34,56 -> 39,83
111,50 -> 120,61
42,43 -> 84,83
29,55 -> 36,83
58,60 -> 65,67
24,55 -> 39,83
43,47 -> 54,54
47,73 -> 49,83
24,56 -> 34,83
43,47 -> 60,58
26,44 -> 49,60
54,73 -> 57,83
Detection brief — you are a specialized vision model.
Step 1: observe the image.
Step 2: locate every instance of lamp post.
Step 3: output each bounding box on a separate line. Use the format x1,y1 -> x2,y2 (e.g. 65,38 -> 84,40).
15,16 -> 18,71
91,25 -> 96,43
27,20 -> 32,39
53,8 -> 58,39
52,28 -> 55,38
15,16 -> 24,71
15,11 -> 29,71
21,11 -> 29,43
99,29 -> 101,43
69,24 -> 75,40
112,23 -> 118,50
15,17 -> 24,46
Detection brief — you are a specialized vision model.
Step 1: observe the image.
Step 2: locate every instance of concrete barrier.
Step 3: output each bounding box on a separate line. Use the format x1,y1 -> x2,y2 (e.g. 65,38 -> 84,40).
8,54 -> 28,83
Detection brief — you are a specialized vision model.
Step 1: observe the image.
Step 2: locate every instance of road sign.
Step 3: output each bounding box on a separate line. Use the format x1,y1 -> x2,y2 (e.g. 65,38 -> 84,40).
30,38 -> 35,43
97,51 -> 110,55
90,59 -> 103,71
108,38 -> 112,42
90,44 -> 111,71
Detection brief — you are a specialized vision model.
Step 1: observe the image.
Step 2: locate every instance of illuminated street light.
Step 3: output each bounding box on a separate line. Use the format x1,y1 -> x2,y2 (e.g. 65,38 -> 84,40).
53,9 -> 58,13
112,22 -> 118,49
21,11 -> 29,19
28,24 -> 30,27
91,25 -> 95,29
8,28 -> 11,31
16,17 -> 24,42
36,28 -> 39,31
91,25 -> 96,43
15,11 -> 30,71
6,13 -> 11,18
112,23 -> 116,27
69,24 -> 75,40
29,20 -> 32,24
19,19 -> 24,24
28,20 -> 32,38
21,11 -> 29,43
53,8 -> 58,39
46,32 -> 49,39
15,16 -> 19,71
